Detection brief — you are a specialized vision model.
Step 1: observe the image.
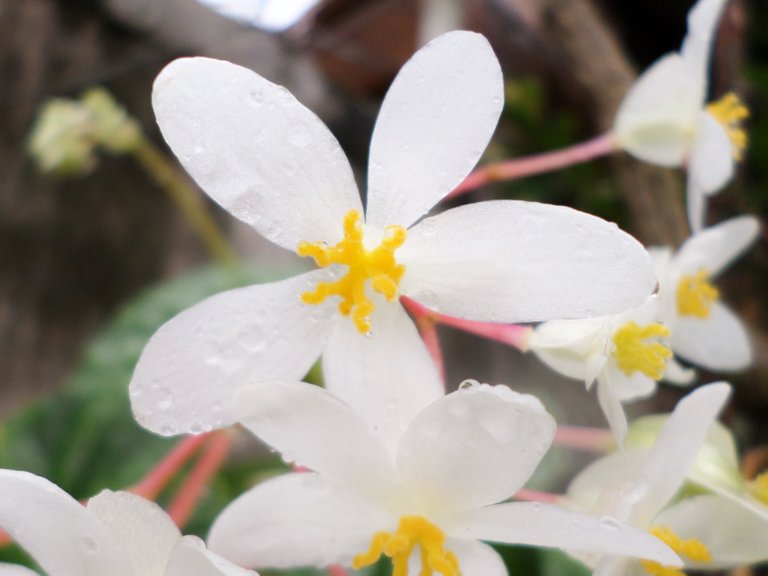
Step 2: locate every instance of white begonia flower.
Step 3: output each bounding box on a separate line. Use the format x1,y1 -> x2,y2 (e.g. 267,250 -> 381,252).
208,381 -> 680,576
0,469 -> 255,576
529,297 -> 672,444
650,215 -> 759,381
563,383 -> 768,574
613,0 -> 748,231
130,31 -> 656,450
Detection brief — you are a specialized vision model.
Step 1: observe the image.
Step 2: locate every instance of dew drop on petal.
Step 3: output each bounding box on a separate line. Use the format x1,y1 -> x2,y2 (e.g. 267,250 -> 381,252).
157,388 -> 173,411
459,379 -> 480,391
599,516 -> 621,532
189,421 -> 205,435
159,423 -> 177,436
247,90 -> 264,107
83,537 -> 98,554
239,324 -> 266,353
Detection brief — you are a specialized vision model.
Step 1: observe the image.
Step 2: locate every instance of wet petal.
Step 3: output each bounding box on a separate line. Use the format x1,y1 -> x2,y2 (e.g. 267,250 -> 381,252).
166,537 -> 256,576
322,299 -> 443,456
233,381 -> 398,502
0,470 -> 132,576
676,215 -> 760,277
366,31 -> 503,229
680,0 -> 728,79
397,384 -> 555,514
688,112 -> 734,199
442,503 -> 680,565
596,371 -> 629,446
614,54 -> 703,166
446,539 -> 507,576
208,473 -> 392,569
399,201 -> 655,322
87,490 -> 180,576
153,57 -> 362,251
130,271 -> 334,435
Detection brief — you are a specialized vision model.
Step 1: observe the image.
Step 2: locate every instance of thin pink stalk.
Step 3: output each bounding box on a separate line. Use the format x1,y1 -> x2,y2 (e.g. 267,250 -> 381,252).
167,431 -> 234,528
514,488 -> 561,504
328,565 -> 350,576
554,425 -> 615,453
130,433 -> 211,500
449,132 -> 617,199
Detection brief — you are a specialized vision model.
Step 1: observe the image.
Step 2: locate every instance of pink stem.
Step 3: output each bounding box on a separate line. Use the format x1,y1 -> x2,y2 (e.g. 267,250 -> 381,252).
130,434 -> 211,500
554,425 -> 615,453
167,431 -> 234,528
514,488 -> 561,504
449,132 -> 617,199
328,566 -> 350,576
402,296 -> 532,352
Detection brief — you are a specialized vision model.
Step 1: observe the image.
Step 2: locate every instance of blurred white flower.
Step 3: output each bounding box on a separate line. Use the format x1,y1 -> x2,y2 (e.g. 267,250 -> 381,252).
0,469 -> 255,576
650,215 -> 759,381
208,381 -> 679,576
130,31 -> 655,449
613,0 -> 747,231
529,298 -> 671,444
564,383 -> 768,574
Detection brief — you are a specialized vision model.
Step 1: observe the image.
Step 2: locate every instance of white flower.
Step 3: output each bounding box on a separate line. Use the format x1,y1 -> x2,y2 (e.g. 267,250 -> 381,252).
613,0 -> 748,231
650,215 -> 758,381
564,383 -> 768,574
130,31 -> 655,449
529,297 -> 671,444
0,469 -> 255,576
207,381 -> 679,576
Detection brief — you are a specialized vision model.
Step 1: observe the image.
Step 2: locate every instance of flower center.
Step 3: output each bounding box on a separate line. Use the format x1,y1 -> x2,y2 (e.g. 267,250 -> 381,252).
706,92 -> 749,160
297,209 -> 407,334
748,472 -> 768,505
675,269 -> 719,318
612,322 -> 672,380
353,516 -> 460,576
641,525 -> 711,576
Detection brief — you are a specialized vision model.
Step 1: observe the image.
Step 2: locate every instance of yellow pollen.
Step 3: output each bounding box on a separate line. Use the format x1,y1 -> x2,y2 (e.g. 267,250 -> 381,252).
706,92 -> 749,160
676,269 -> 719,319
296,210 -> 407,334
353,516 -> 460,576
641,525 -> 711,576
612,322 -> 672,380
748,472 -> 768,505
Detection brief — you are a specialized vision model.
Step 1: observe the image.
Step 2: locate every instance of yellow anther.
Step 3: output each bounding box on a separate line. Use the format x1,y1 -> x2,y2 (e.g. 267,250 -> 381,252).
353,516 -> 460,576
641,525 -> 711,576
706,92 -> 749,160
749,472 -> 768,505
612,322 -> 672,380
297,210 -> 407,334
676,269 -> 719,319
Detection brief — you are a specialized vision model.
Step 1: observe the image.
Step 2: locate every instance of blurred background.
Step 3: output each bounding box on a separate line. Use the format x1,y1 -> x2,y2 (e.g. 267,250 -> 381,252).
1,0 -> 767,551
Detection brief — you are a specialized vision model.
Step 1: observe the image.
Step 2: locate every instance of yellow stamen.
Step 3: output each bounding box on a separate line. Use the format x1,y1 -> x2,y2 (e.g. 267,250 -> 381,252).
676,269 -> 719,319
641,525 -> 711,576
353,516 -> 460,576
706,92 -> 749,160
748,472 -> 768,505
612,322 -> 672,380
297,210 -> 407,334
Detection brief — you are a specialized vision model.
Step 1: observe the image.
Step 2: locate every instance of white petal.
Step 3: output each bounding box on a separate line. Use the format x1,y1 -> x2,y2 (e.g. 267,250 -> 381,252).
0,565 -> 39,576
614,54 -> 703,166
399,200 -> 655,322
130,271 -> 334,435
365,31 -> 503,229
596,371 -> 629,446
676,215 -> 760,277
529,319 -> 606,383
634,382 -> 731,525
86,491 -> 180,576
208,473 -> 392,569
0,470 -> 132,576
686,176 -> 708,234
322,299 -> 443,457
446,539 -> 507,576
166,537 -> 256,576
655,494 -> 768,568
664,357 -> 697,385
442,503 -> 680,566
680,0 -> 728,78
672,301 -> 752,371
398,384 -> 555,514
233,381 -> 398,502
687,111 -> 735,198
153,57 -> 362,251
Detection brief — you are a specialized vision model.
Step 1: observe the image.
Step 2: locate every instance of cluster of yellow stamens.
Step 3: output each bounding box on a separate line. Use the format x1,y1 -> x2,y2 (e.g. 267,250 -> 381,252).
353,516 -> 460,576
612,322 -> 672,380
641,525 -> 711,576
676,269 -> 719,318
706,92 -> 749,160
296,209 -> 407,334
749,471 -> 768,505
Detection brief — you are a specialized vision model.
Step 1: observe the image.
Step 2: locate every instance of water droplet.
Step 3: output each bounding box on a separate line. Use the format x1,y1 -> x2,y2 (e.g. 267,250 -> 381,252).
239,324 -> 266,353
248,90 -> 264,106
599,516 -> 620,531
459,379 -> 480,391
531,501 -> 542,511
83,536 -> 98,554
364,330 -> 373,339
129,386 -> 142,398
190,421 -> 205,435
159,424 -> 177,436
157,388 -> 173,411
